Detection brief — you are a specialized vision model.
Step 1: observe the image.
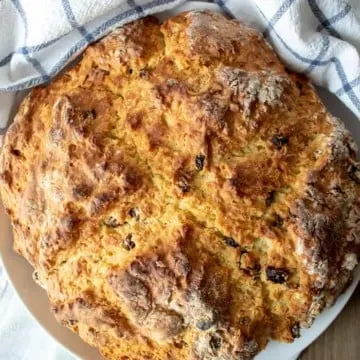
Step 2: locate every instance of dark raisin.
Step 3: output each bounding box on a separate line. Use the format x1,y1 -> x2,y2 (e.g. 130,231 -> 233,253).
271,135 -> 288,149
72,184 -> 92,200
173,340 -> 186,349
182,262 -> 191,275
178,177 -> 190,193
139,69 -> 148,78
266,191 -> 276,207
332,185 -> 345,195
84,109 -> 96,120
128,68 -> 133,74
296,81 -> 303,90
266,266 -> 289,284
252,263 -> 261,272
240,268 -> 252,276
291,322 -> 300,338
252,265 -> 262,279
239,316 -> 250,326
0,170 -> 12,187
104,216 -> 120,228
11,149 -> 21,157
223,236 -> 239,248
240,263 -> 261,278
123,234 -> 136,251
76,298 -> 87,307
229,176 -> 241,190
129,207 -> 140,221
123,171 -> 138,189
209,333 -> 222,352
195,154 -> 205,170
196,318 -> 215,331
348,164 -> 360,184
271,214 -> 283,227
69,319 -> 78,325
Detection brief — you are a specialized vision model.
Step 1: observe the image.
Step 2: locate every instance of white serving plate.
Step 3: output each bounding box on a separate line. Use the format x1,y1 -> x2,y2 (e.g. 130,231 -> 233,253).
0,2 -> 359,360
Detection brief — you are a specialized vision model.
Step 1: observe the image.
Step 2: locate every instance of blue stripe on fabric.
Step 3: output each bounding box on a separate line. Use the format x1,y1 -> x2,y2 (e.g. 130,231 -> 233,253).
2,0 -> 179,70
62,0 -> 94,42
127,0 -> 144,15
0,38 -> 64,68
336,76 -> 360,96
20,47 -> 50,81
1,75 -> 50,91
1,4 -> 139,83
308,0 -> 342,38
20,54 -> 49,80
141,0 -> 188,11
64,0 -> 181,68
263,0 -> 297,38
89,0 -> 178,40
24,37 -> 62,53
316,4 -> 351,34
10,0 -> 28,36
214,0 -> 236,19
256,4 -> 360,112
10,0 -> 50,79
257,5 -> 331,66
332,57 -> 360,110
1,0 -> 180,91
0,53 -> 14,67
303,35 -> 330,74
83,7 -> 139,41
44,37 -> 89,82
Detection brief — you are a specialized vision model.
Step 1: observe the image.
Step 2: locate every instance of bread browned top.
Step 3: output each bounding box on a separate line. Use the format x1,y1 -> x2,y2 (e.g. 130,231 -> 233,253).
1,10 -> 359,360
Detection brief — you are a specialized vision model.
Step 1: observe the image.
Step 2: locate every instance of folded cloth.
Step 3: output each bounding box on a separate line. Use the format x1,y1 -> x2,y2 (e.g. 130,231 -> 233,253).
1,1 -> 360,359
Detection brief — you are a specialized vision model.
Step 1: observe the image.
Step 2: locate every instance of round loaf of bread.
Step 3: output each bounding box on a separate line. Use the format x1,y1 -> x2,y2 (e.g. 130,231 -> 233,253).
1,10 -> 359,360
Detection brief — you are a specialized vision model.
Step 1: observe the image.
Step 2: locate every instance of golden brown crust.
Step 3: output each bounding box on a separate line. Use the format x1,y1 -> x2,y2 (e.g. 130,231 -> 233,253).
1,11 -> 359,360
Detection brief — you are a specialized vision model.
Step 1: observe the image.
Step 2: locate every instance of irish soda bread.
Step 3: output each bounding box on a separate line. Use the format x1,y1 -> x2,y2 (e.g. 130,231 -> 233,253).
1,10 -> 359,360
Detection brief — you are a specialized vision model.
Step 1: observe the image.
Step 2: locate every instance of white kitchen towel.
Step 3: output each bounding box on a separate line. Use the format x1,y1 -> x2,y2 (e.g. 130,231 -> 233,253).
1,0 -> 360,360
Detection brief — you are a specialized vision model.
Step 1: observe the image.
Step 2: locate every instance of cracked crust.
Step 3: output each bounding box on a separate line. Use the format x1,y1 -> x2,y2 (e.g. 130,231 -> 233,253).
0,11 -> 359,360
